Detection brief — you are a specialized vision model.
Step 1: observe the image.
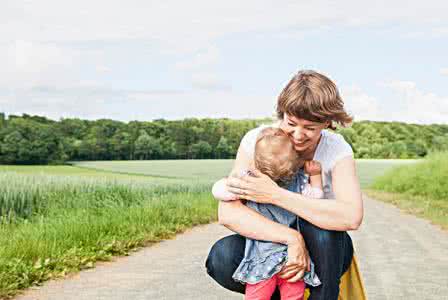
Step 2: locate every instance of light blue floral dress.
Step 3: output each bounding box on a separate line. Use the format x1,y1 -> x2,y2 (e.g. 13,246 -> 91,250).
232,170 -> 322,287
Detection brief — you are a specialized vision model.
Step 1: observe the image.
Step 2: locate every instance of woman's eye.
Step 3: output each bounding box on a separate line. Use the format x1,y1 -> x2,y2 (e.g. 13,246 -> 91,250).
306,127 -> 316,131
288,122 -> 295,126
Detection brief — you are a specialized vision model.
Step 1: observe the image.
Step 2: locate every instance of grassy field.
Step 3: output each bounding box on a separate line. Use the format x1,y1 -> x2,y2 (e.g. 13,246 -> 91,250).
71,159 -> 416,188
70,160 -> 233,181
0,166 -> 215,298
368,153 -> 448,229
0,159 -> 417,298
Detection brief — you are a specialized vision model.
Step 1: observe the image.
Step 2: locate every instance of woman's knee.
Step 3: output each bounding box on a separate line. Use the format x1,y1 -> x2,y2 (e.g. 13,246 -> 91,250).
205,234 -> 246,293
300,220 -> 345,252
205,234 -> 245,275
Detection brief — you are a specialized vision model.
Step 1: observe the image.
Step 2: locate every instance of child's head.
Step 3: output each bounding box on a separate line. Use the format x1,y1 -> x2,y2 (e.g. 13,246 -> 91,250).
254,127 -> 302,186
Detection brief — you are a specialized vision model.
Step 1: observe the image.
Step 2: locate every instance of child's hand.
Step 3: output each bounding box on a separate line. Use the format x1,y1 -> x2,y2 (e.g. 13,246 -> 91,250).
304,160 -> 321,176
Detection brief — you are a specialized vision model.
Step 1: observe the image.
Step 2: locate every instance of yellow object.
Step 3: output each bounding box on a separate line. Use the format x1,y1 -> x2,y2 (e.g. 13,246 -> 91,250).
304,255 -> 367,300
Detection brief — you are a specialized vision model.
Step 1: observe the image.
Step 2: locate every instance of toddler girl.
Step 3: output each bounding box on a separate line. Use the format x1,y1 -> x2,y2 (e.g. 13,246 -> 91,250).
212,127 -> 323,300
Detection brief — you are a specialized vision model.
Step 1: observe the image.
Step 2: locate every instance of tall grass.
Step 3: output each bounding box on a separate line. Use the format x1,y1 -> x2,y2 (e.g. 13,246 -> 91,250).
0,171 -> 216,298
369,152 -> 448,229
371,153 -> 448,200
0,172 -> 209,220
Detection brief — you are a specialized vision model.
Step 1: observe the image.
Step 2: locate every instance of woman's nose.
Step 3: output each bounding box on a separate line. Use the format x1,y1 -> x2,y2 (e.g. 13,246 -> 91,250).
292,129 -> 304,140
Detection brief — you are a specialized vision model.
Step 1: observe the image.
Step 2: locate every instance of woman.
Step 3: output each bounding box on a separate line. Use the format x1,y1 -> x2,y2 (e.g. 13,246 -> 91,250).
205,70 -> 364,300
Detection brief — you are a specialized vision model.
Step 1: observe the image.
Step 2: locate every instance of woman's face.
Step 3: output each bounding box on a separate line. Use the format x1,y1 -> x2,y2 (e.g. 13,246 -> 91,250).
279,113 -> 329,153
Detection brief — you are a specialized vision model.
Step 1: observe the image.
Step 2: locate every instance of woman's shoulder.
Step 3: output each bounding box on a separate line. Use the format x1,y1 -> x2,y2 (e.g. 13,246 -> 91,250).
317,130 -> 354,169
321,130 -> 350,146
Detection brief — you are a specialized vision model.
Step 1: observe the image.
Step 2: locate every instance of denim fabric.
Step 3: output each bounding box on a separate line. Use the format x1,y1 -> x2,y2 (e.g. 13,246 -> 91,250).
206,219 -> 353,300
231,171 -> 321,287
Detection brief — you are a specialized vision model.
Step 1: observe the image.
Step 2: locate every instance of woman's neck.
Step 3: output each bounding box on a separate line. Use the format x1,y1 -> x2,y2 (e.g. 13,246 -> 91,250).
298,133 -> 322,160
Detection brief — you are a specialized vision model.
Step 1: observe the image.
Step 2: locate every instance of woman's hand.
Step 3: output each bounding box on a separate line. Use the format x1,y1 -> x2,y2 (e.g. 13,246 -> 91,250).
278,234 -> 311,282
225,169 -> 283,204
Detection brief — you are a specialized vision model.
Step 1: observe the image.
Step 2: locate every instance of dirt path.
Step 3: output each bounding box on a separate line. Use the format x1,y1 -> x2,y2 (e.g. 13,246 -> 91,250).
15,195 -> 448,300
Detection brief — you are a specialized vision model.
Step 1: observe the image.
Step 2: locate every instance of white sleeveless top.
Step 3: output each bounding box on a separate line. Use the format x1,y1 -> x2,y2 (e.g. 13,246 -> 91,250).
239,123 -> 354,199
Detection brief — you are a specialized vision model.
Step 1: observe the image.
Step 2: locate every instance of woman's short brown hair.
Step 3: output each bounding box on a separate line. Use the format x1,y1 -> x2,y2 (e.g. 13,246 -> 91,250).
276,70 -> 353,129
254,127 -> 301,186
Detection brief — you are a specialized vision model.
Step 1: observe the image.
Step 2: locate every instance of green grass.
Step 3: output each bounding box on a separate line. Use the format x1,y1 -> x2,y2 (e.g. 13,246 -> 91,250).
0,165 -> 189,185
355,159 -> 417,188
70,160 -> 234,181
369,152 -> 448,230
0,190 -> 216,297
0,166 -> 216,298
71,159 -> 415,189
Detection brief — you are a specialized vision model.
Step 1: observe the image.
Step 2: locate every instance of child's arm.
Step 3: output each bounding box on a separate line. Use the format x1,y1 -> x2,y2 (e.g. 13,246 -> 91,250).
212,169 -> 252,201
212,178 -> 239,201
303,160 -> 324,199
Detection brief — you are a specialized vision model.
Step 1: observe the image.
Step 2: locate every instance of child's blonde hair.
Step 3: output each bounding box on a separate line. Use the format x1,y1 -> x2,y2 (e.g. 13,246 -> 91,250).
254,127 -> 301,186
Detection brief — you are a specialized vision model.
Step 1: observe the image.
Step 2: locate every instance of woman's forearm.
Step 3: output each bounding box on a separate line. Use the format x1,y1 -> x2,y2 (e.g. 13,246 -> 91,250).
273,188 -> 362,231
275,158 -> 363,231
218,200 -> 303,245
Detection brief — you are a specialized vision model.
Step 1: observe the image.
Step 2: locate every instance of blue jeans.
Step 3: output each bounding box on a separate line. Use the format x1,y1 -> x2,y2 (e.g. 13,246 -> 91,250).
205,218 -> 354,300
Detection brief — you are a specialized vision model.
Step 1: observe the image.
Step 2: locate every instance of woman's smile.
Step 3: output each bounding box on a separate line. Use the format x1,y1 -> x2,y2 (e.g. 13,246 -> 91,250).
293,139 -> 309,146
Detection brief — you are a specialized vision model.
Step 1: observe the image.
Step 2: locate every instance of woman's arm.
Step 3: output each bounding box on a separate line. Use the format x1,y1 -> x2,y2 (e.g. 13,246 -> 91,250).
229,156 -> 363,231
217,145 -> 303,245
218,199 -> 305,245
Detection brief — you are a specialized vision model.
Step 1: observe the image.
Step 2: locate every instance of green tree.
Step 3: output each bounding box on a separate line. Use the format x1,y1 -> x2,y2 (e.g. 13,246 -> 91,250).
111,130 -> 132,160
134,130 -> 163,159
432,135 -> 448,152
189,141 -> 212,159
406,140 -> 428,158
0,113 -> 5,128
0,131 -> 26,163
216,136 -> 233,159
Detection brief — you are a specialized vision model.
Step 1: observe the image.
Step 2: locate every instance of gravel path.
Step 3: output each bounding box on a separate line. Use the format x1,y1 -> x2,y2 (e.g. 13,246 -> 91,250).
15,195 -> 448,300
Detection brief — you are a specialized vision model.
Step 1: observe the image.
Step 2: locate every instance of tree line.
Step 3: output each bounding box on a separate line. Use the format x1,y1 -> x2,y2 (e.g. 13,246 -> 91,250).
0,112 -> 447,164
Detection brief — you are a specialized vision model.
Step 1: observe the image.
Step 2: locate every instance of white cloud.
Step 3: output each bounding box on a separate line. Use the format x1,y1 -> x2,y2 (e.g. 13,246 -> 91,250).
0,40 -> 107,90
341,82 -> 448,124
1,85 -> 275,121
440,68 -> 448,76
3,1 -> 447,85
96,65 -> 112,74
175,45 -> 221,71
3,1 -> 447,44
341,85 -> 382,121
0,40 -> 78,88
1,1 -> 447,122
3,80 -> 447,124
384,80 -> 448,124
191,72 -> 231,91
174,44 -> 230,91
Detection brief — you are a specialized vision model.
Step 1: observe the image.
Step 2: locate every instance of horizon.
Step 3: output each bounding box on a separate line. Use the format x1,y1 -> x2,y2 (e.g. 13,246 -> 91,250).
3,111 -> 448,127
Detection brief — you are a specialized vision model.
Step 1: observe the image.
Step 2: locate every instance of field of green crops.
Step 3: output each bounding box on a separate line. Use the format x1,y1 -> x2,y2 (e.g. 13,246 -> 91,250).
0,159 -> 416,298
71,159 -> 417,188
0,164 -> 215,298
71,160 -> 233,181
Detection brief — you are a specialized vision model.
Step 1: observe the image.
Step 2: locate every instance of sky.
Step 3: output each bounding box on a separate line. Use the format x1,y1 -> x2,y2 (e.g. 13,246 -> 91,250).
1,0 -> 447,124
